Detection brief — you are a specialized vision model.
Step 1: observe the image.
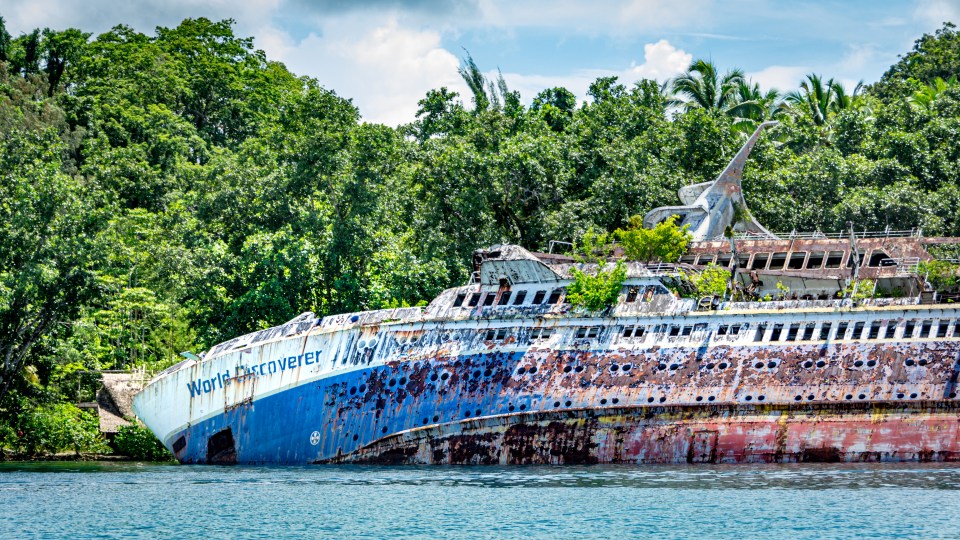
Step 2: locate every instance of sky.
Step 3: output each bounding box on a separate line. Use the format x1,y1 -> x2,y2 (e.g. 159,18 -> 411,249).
4,0 -> 960,125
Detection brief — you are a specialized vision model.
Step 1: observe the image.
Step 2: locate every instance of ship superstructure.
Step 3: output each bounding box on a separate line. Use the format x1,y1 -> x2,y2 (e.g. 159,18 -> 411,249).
133,124 -> 960,465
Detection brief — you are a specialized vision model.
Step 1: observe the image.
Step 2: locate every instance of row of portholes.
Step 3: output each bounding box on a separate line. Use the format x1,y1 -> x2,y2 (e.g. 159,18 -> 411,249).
516,366 -> 538,375
753,360 -> 781,369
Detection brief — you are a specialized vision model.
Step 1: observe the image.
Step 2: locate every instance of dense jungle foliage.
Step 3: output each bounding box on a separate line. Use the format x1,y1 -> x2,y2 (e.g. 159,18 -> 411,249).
2,15 -> 960,454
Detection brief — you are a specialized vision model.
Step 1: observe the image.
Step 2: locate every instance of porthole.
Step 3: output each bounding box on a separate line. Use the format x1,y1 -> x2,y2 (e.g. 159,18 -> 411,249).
430,373 -> 438,381
464,411 -> 470,418
796,395 -> 803,401
475,409 -> 481,416
519,404 -> 527,411
858,394 -> 866,400
845,394 -> 853,400
600,398 -> 608,405
804,360 -> 813,368
472,370 -> 481,379
529,367 -> 538,374
484,368 -> 492,377
905,359 -> 915,366
757,395 -> 765,402
612,398 -> 619,404
897,393 -> 905,399
754,362 -> 764,369
508,405 -> 515,412
382,426 -> 388,433
565,400 -> 572,407
388,379 -> 396,386
349,386 -> 357,395
658,363 -> 668,370
706,363 -> 715,370
695,396 -> 703,402
647,397 -> 655,403
359,384 -> 366,392
807,394 -> 815,401
517,367 -> 526,375
398,377 -> 407,385
423,417 -> 429,424
910,393 -> 918,399
563,365 -> 572,373
658,397 -> 666,403
575,366 -> 585,373
854,360 -> 864,367
918,359 -> 928,366
353,434 -> 359,441
951,392 -> 958,399
440,373 -> 449,381
622,364 -> 632,372
433,415 -> 439,422
745,395 -> 753,401
610,364 -> 619,372
669,363 -> 679,370
816,360 -> 826,368
867,360 -> 876,367
718,362 -> 728,370
554,401 -> 561,408
707,396 -> 716,402
766,361 -> 777,369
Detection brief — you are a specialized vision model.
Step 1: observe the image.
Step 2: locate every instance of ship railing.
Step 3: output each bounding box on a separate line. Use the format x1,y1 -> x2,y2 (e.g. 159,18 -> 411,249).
894,257 -> 923,276
722,296 -> 921,311
727,227 -> 923,241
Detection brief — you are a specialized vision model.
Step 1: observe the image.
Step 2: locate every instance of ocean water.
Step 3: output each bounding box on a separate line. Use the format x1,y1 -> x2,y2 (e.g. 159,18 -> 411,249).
1,462 -> 959,539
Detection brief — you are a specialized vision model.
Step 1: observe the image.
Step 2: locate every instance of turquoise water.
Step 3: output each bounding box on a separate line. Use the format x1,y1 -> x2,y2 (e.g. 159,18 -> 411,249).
2,463 -> 959,539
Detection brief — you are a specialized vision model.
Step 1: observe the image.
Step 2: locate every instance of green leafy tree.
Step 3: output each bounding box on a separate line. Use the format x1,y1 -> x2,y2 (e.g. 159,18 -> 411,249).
616,215 -> 692,263
566,261 -> 627,311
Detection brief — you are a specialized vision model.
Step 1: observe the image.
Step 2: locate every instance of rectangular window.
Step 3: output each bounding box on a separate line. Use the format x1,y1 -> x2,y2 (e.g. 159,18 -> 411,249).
680,254 -> 698,264
484,329 -> 496,340
853,321 -> 865,339
696,254 -> 716,265
769,252 -> 788,270
730,324 -> 742,335
467,293 -> 482,307
634,326 -> 645,339
483,293 -> 496,306
540,328 -> 553,339
770,324 -> 784,341
750,253 -> 770,270
532,290 -> 546,304
788,252 -> 807,270
626,287 -> 640,302
807,251 -> 825,269
681,326 -> 693,337
453,293 -> 466,307
904,320 -> 916,338
623,325 -> 634,337
819,322 -> 832,340
547,288 -> 564,304
868,250 -> 893,267
802,324 -> 816,340
836,322 -> 849,340
868,322 -> 882,339
670,326 -> 681,337
575,327 -> 588,339
587,327 -> 600,339
786,324 -> 800,341
717,325 -> 729,336
716,254 -> 732,268
938,320 -> 950,338
738,253 -> 750,269
885,320 -> 898,339
825,251 -> 844,268
754,324 -> 768,342
497,292 -> 512,306
847,250 -> 866,268
495,328 -> 509,340
921,320 -> 933,338
512,290 -> 527,305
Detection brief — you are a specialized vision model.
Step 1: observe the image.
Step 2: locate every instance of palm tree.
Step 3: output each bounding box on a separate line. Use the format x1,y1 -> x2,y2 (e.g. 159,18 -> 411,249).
908,76 -> 957,109
670,59 -> 746,112
785,74 -> 863,125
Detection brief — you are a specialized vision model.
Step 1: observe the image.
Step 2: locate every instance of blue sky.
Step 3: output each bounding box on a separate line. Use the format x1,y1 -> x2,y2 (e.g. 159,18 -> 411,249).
4,0 -> 958,125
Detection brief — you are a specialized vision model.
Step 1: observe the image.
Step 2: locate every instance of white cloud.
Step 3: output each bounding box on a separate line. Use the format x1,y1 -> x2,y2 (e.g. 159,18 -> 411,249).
275,17 -> 467,126
626,39 -> 692,80
913,0 -> 960,27
746,65 -> 809,93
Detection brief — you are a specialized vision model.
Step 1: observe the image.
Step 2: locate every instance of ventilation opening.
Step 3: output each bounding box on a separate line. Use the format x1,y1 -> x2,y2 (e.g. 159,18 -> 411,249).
172,436 -> 187,454
206,428 -> 237,465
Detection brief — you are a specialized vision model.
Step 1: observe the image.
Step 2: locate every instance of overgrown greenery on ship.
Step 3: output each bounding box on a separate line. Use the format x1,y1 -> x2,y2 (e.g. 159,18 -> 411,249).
4,15 -> 960,456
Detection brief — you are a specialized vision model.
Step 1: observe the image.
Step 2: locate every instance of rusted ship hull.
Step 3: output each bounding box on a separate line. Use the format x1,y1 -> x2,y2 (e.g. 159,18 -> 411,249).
327,403 -> 960,465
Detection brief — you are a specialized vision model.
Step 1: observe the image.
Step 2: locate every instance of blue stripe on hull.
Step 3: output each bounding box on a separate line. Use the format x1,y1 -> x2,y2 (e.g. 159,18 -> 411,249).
174,352 -> 538,464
